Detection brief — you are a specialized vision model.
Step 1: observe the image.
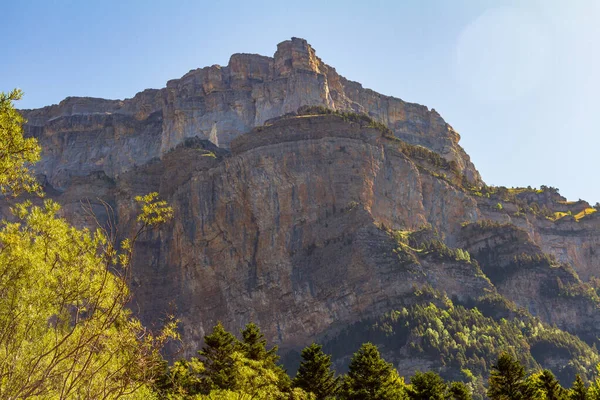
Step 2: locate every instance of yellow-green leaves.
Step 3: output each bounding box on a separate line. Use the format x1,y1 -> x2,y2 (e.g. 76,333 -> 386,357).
0,90 -> 177,399
135,192 -> 174,227
0,89 -> 41,196
0,199 -> 177,399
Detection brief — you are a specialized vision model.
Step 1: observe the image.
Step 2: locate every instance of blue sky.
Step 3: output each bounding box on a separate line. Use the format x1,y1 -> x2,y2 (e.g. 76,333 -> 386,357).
3,0 -> 599,202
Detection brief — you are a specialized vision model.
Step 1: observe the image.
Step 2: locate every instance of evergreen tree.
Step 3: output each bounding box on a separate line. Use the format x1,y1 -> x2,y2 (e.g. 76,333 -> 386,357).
538,369 -> 567,400
199,322 -> 239,391
293,343 -> 339,399
407,371 -> 448,400
449,381 -> 473,400
487,352 -> 527,400
240,322 -> 291,392
339,343 -> 407,400
588,365 -> 600,400
570,375 -> 587,400
240,322 -> 279,364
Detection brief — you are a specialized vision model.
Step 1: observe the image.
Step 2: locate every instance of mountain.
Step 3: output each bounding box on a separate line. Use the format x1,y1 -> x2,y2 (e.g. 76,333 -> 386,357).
16,38 -> 600,386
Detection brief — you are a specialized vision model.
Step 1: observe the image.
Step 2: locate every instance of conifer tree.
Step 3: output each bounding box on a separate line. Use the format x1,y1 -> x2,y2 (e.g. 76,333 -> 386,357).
293,343 -> 339,399
240,322 -> 291,392
487,352 -> 527,400
199,322 -> 239,391
537,369 -> 567,400
240,322 -> 279,364
339,343 -> 407,400
407,371 -> 448,400
449,381 -> 473,400
588,365 -> 600,400
570,375 -> 587,400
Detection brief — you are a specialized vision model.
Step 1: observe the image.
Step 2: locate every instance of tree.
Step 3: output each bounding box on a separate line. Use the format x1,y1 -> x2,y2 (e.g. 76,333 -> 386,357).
588,364 -> 600,400
240,322 -> 291,392
0,89 -> 41,196
293,343 -> 339,399
536,370 -> 567,400
240,322 -> 278,363
0,90 -> 176,399
487,352 -> 527,400
199,322 -> 240,391
0,196 -> 176,399
156,357 -> 205,397
569,375 -> 587,400
204,351 -> 314,400
449,381 -> 473,400
407,371 -> 448,400
339,343 -> 407,400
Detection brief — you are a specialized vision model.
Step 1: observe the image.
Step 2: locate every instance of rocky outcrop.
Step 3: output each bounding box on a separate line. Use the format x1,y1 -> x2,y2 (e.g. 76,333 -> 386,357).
21,37 -> 480,192
111,114 -> 489,355
13,38 -> 600,381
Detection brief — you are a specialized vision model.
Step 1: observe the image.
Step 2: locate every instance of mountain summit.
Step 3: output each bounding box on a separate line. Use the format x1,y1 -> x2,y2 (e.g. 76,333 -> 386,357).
15,38 -> 600,385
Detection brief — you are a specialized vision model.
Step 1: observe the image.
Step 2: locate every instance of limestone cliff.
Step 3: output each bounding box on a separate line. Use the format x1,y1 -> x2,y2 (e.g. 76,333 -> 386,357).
21,37 -> 480,191
13,38 -> 600,384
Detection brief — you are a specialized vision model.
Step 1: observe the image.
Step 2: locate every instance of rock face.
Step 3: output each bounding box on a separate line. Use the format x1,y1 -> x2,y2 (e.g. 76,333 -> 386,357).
21,37 -> 480,191
113,115 -> 491,356
14,38 -> 600,380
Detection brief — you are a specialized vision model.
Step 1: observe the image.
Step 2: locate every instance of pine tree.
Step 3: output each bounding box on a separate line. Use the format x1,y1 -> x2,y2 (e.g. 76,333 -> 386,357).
588,365 -> 600,400
293,343 -> 339,399
339,343 -> 407,400
407,371 -> 448,400
487,352 -> 527,400
449,381 -> 473,400
240,322 -> 291,392
538,369 -> 567,400
240,322 -> 279,364
570,375 -> 587,400
199,322 -> 239,391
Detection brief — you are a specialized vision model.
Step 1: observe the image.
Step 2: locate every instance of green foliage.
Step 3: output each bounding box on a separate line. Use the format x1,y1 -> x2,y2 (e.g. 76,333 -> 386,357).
135,192 -> 174,228
339,343 -> 407,400
587,365 -> 600,400
293,343 -> 339,399
487,352 -> 528,400
0,199 -> 177,399
157,357 -> 205,397
399,142 -> 460,175
0,89 -> 41,196
449,381 -> 473,400
296,105 -> 394,136
407,371 -> 449,400
240,322 -> 291,392
199,322 -> 240,391
569,375 -> 587,400
535,369 -> 568,400
358,299 -> 598,387
387,226 -> 476,268
0,90 -> 177,399
159,322 -> 303,399
158,321 -> 600,400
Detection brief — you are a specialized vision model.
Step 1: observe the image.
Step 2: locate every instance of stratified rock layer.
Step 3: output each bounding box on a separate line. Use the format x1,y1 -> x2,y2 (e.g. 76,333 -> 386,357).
13,39 -> 600,369
21,37 -> 480,191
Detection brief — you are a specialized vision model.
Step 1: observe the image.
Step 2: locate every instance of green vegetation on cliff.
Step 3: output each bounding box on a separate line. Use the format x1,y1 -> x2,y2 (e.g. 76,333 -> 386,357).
157,321 -> 600,400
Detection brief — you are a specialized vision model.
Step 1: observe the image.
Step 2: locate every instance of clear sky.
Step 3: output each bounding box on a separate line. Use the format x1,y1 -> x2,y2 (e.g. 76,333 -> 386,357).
3,0 -> 599,202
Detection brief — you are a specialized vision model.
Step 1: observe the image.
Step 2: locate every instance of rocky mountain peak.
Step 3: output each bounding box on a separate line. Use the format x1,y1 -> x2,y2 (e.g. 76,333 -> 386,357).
274,37 -> 323,76
21,37 -> 482,190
